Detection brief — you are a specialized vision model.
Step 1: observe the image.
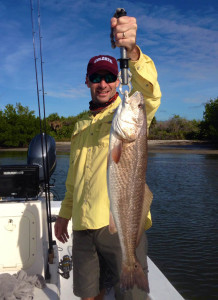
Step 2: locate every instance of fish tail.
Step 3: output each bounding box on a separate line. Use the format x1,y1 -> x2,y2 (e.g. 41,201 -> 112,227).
120,261 -> 150,292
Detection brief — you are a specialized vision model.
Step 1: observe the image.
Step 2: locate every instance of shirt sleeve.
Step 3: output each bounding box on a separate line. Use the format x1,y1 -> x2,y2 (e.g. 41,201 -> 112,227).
129,46 -> 161,128
58,169 -> 74,219
58,124 -> 79,219
58,157 -> 74,219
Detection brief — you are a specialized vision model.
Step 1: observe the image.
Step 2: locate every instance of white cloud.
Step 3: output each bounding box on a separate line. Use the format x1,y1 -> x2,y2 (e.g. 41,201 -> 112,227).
3,44 -> 32,74
137,5 -> 218,72
46,85 -> 88,99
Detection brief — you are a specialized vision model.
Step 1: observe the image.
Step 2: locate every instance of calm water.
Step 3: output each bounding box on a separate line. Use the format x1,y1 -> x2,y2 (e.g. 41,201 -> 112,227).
0,150 -> 218,300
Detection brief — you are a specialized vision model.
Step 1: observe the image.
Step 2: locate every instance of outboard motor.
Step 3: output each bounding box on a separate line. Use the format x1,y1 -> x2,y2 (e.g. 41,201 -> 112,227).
27,133 -> 56,182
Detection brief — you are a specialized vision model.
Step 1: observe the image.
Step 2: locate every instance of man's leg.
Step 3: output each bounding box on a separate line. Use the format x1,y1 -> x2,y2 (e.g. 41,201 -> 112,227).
73,230 -> 101,298
95,227 -> 149,300
95,226 -> 122,291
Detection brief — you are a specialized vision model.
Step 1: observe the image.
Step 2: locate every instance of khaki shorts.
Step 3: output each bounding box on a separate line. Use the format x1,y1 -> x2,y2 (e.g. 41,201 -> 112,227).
72,226 -> 148,299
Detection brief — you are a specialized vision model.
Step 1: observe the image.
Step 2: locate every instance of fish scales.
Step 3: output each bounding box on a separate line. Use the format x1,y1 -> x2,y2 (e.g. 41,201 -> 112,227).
109,124 -> 147,262
107,91 -> 153,292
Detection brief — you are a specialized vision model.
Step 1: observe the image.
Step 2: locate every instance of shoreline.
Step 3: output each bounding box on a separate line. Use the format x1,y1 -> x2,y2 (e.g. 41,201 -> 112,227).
0,140 -> 218,155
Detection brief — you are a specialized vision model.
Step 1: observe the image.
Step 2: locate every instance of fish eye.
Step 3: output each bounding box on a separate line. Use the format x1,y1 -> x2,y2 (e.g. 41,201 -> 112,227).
138,104 -> 143,109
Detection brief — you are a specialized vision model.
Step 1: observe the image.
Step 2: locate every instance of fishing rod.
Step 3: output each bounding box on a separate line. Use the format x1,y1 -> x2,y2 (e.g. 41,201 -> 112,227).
36,0 -> 54,260
111,8 -> 132,94
30,0 -> 54,271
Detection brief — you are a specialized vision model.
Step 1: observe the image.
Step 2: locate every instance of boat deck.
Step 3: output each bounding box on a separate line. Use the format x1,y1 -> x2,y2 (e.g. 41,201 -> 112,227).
0,198 -> 184,300
46,202 -> 184,300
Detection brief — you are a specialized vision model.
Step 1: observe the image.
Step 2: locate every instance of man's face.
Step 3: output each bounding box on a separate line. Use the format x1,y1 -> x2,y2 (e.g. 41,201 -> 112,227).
86,70 -> 119,104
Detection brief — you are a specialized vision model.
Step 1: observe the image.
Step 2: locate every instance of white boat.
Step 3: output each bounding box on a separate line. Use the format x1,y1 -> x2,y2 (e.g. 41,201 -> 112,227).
0,196 -> 184,300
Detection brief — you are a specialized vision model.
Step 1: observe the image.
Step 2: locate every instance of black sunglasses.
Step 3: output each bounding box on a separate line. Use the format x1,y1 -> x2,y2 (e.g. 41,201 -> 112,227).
89,73 -> 117,83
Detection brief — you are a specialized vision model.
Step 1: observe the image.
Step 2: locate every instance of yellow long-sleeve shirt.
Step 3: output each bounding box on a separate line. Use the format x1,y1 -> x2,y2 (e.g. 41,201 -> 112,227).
59,47 -> 161,230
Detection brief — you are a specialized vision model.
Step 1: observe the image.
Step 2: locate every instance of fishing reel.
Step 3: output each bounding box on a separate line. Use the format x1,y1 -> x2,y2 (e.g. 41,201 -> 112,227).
58,255 -> 72,279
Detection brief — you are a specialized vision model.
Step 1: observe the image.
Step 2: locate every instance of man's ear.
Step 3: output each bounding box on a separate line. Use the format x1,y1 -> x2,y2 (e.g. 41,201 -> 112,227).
85,76 -> 90,88
115,78 -> 120,88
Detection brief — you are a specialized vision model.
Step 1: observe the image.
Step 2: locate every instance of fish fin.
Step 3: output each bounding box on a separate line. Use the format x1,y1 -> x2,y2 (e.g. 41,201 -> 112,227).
111,140 -> 122,163
136,184 -> 153,247
120,261 -> 150,292
109,212 -> 117,234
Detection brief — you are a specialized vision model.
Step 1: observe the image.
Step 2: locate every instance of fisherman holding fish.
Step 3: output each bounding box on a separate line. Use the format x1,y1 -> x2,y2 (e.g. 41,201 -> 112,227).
55,12 -> 161,300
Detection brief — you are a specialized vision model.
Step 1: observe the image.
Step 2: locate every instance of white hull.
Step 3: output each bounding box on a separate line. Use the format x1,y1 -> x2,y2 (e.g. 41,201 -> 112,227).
0,198 -> 184,300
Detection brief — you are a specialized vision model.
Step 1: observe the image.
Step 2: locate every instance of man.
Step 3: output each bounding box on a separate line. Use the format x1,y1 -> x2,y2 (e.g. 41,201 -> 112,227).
55,15 -> 161,300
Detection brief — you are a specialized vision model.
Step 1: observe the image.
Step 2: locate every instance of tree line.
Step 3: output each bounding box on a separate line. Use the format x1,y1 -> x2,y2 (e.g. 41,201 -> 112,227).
0,98 -> 217,148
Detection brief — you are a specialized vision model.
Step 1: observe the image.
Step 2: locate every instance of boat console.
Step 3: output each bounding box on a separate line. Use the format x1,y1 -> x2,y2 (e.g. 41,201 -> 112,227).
0,133 -> 56,278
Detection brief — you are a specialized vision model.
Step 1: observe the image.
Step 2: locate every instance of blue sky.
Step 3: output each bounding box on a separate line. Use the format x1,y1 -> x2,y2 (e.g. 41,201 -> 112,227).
0,0 -> 217,121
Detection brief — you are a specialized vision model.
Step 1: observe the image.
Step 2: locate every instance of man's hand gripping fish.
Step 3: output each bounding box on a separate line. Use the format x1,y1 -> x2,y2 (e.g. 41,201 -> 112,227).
107,90 -> 153,292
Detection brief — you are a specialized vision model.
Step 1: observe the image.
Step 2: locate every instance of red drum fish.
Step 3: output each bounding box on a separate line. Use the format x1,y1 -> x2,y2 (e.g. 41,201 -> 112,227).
107,90 -> 153,292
